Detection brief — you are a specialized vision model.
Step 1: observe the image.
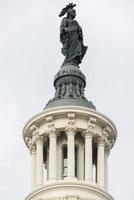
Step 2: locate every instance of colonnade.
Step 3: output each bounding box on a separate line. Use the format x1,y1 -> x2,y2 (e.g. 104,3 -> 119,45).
30,128 -> 110,189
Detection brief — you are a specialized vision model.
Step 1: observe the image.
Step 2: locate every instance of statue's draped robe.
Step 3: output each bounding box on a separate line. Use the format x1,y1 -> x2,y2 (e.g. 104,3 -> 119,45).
60,17 -> 87,65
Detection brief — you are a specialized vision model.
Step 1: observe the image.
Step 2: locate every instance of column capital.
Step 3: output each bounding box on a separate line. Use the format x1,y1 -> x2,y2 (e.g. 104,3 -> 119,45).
105,139 -> 115,151
48,128 -> 59,138
98,131 -> 109,146
35,135 -> 44,144
65,126 -> 77,135
30,144 -> 36,154
82,129 -> 94,138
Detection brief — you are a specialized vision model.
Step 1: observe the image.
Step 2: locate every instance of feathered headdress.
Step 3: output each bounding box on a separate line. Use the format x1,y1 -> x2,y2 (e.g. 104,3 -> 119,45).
59,3 -> 76,17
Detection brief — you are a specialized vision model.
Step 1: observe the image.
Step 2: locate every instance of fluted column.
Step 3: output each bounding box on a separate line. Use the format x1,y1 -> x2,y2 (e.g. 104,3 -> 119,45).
65,127 -> 76,179
36,136 -> 44,186
97,136 -> 105,188
48,129 -> 57,181
30,145 -> 36,189
84,130 -> 93,182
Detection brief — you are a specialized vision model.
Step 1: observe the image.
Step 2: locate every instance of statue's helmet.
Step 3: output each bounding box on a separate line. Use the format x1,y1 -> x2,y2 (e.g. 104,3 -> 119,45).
67,9 -> 76,18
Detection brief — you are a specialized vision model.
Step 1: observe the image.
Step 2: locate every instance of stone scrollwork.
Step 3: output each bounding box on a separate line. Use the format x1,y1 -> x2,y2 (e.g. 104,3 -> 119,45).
103,126 -> 115,149
65,126 -> 77,135
105,138 -> 115,151
46,116 -> 54,129
46,116 -> 60,138
103,126 -> 112,136
97,126 -> 115,150
48,128 -> 59,138
82,129 -> 93,138
30,123 -> 39,143
88,117 -> 97,130
65,113 -> 77,135
29,144 -> 36,154
25,136 -> 32,148
98,132 -> 108,146
67,113 -> 75,126
35,135 -> 44,144
82,117 -> 97,137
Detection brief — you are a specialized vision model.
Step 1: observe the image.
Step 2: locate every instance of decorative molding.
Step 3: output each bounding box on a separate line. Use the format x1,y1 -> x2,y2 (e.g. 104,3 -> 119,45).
67,113 -> 75,126
105,139 -> 115,151
65,113 -> 77,135
65,126 -> 77,135
97,126 -> 115,149
103,126 -> 112,138
29,144 -> 36,154
103,126 -> 115,150
97,135 -> 108,146
88,117 -> 97,130
25,181 -> 114,200
34,198 -> 96,200
46,116 -> 60,138
46,116 -> 55,128
48,128 -> 59,138
25,136 -> 32,148
30,122 -> 39,131
82,129 -> 93,138
29,123 -> 40,144
36,135 -> 44,144
81,117 -> 96,138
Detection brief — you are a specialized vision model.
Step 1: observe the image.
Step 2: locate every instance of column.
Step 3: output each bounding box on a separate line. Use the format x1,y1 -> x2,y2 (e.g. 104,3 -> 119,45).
65,127 -> 76,179
84,130 -> 93,182
104,146 -> 110,190
30,145 -> 36,189
36,136 -> 44,186
78,145 -> 84,180
49,129 -> 57,181
97,137 -> 105,188
47,149 -> 49,180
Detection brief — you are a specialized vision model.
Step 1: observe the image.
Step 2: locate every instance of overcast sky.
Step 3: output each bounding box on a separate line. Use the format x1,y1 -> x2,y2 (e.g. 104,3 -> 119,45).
0,0 -> 134,200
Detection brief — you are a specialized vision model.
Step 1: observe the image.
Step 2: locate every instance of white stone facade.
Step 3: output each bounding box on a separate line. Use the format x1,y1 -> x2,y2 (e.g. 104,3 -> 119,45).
23,106 -> 117,200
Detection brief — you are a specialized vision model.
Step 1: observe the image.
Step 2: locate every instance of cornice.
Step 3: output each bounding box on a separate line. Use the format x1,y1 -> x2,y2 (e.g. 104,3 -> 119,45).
23,106 -> 117,148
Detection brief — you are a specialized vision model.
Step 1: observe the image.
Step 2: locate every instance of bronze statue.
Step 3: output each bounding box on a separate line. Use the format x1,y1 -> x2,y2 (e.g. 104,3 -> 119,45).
59,3 -> 88,66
